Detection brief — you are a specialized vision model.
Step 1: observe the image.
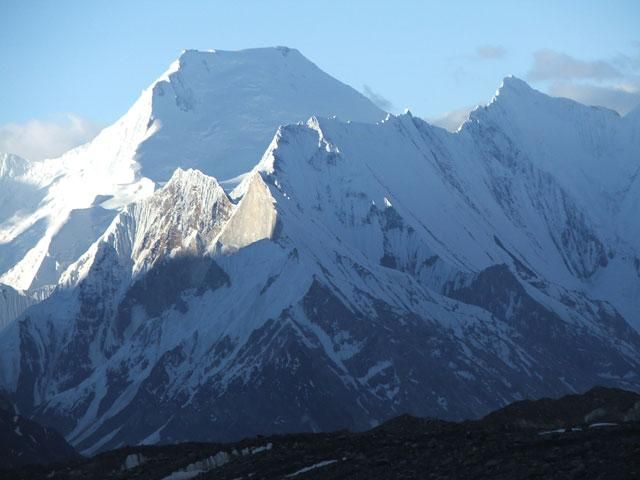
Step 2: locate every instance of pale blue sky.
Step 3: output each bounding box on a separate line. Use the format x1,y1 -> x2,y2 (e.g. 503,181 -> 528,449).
0,0 -> 639,158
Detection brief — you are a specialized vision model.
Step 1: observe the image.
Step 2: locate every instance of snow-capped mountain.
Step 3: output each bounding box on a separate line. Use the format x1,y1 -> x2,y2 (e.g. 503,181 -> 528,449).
1,72 -> 639,454
0,47 -> 384,299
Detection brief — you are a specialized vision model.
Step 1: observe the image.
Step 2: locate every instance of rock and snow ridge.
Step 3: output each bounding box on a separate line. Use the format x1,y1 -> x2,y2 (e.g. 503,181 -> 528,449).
1,70 -> 639,455
60,167 -> 234,290
0,46 -> 385,299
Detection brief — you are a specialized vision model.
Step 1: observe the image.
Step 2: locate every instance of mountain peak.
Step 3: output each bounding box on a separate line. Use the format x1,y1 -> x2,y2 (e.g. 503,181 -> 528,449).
177,45 -> 301,59
134,46 -> 384,182
171,46 -> 306,75
492,75 -> 537,104
178,48 -> 215,58
465,76 -> 542,127
161,168 -> 228,211
499,75 -> 532,91
166,167 -> 218,186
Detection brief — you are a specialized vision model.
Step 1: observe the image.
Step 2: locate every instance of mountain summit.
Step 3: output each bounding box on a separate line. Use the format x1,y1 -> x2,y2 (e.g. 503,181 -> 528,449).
137,47 -> 385,181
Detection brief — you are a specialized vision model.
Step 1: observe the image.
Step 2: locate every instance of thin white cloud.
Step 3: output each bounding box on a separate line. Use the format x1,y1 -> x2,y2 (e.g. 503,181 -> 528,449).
363,84 -> 394,112
525,47 -> 640,115
428,105 -> 476,132
548,80 -> 640,115
0,114 -> 103,161
528,49 -> 621,81
475,45 -> 507,60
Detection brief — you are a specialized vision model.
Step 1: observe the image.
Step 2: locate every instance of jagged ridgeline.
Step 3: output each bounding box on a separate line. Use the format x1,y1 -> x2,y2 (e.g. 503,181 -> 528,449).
0,48 -> 639,455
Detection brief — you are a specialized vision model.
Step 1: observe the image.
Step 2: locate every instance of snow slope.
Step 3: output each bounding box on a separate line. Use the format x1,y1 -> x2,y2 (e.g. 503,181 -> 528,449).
1,76 -> 639,453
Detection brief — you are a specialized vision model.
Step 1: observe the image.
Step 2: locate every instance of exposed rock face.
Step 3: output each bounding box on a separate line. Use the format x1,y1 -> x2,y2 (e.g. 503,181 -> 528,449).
219,173 -> 277,251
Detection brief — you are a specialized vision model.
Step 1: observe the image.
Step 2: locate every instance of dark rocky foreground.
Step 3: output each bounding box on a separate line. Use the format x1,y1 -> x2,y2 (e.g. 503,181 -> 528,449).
0,395 -> 79,470
2,386 -> 640,479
